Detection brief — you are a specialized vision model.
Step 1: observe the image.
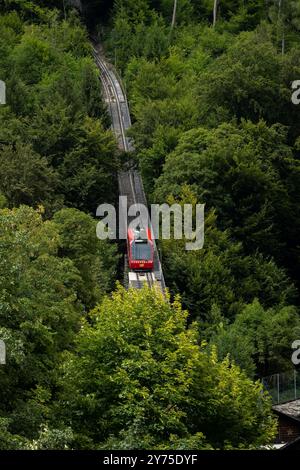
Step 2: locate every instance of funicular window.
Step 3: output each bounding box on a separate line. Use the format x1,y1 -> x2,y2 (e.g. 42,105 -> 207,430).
132,242 -> 151,260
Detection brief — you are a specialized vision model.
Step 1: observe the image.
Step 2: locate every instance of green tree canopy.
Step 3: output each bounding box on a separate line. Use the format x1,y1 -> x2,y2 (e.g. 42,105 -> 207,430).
0,206 -> 83,440
212,299 -> 300,377
53,207 -> 119,309
159,199 -> 296,324
0,143 -> 61,213
154,121 -> 300,275
55,286 -> 277,449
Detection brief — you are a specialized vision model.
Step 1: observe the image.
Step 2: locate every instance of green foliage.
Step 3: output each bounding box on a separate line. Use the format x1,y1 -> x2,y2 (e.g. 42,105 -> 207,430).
0,417 -> 27,450
0,206 -> 83,441
56,286 -> 276,449
190,0 -> 267,30
0,7 -> 121,449
159,199 -> 296,323
155,121 -> 300,265
0,11 -> 117,214
196,28 -> 300,130
0,143 -> 61,212
57,117 -> 118,212
53,208 -> 119,309
113,2 -> 300,381
212,299 -> 300,377
1,0 -> 50,20
267,0 -> 300,52
28,425 -> 74,450
106,8 -> 170,72
1,0 -> 299,450
0,204 -> 117,446
13,33 -> 58,85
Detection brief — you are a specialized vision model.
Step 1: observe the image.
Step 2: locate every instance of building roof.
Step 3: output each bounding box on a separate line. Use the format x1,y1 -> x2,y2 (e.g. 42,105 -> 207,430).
273,399 -> 300,422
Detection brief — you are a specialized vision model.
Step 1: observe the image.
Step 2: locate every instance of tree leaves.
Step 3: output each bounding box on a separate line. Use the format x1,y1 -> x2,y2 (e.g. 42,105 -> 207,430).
56,286 -> 276,449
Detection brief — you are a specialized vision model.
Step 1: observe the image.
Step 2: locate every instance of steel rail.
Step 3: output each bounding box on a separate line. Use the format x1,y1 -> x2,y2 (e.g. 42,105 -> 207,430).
92,43 -> 165,294
93,50 -> 128,152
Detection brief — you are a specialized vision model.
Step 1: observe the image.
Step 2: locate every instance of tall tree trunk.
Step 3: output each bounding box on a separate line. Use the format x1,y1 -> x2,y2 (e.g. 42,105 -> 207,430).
213,0 -> 219,27
282,29 -> 285,55
62,0 -> 66,20
171,0 -> 177,29
278,0 -> 285,54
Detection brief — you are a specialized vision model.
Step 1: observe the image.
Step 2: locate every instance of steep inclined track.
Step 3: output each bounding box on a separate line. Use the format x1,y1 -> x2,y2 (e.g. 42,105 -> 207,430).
92,44 -> 165,292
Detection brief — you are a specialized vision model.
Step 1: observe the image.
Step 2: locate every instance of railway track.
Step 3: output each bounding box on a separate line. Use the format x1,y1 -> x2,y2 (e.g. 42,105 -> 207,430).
92,46 -> 128,151
128,271 -> 156,289
92,43 -> 165,292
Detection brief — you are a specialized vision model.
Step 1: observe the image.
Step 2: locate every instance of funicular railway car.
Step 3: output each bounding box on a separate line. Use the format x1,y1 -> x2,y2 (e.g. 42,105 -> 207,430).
127,226 -> 154,271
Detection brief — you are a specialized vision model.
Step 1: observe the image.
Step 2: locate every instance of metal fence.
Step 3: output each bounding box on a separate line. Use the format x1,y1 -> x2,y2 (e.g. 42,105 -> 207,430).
262,370 -> 300,404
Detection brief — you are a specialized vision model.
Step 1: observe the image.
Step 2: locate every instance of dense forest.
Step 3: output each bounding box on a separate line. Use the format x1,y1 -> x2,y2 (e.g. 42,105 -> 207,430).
0,0 -> 300,450
104,0 -> 300,378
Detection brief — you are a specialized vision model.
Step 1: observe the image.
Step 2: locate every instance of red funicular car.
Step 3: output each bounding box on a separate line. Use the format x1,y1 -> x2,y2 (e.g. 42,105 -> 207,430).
127,226 -> 154,270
